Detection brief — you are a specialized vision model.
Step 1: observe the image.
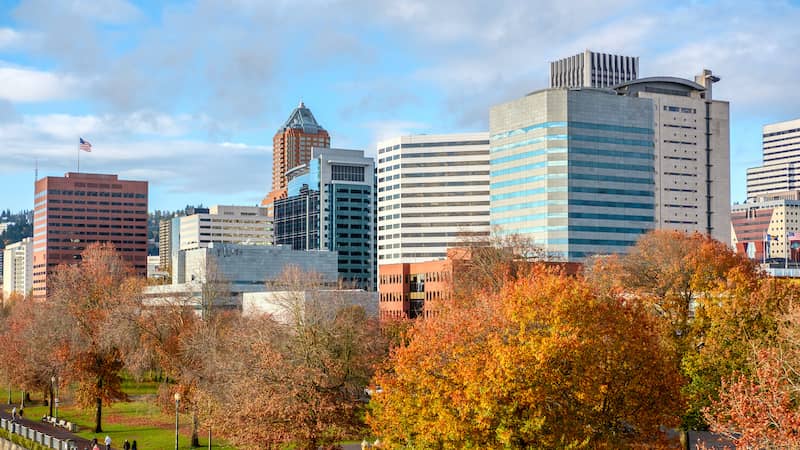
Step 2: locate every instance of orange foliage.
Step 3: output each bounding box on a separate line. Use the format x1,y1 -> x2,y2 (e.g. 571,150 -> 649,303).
368,266 -> 683,448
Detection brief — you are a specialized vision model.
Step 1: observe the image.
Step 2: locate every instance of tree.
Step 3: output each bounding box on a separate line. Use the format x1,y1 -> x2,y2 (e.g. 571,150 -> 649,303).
368,267 -> 684,448
48,243 -> 143,432
451,231 -> 547,299
704,349 -> 800,449
196,267 -> 387,449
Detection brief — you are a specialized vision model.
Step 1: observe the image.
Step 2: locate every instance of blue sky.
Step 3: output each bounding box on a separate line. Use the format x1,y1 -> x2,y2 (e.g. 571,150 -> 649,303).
0,0 -> 798,212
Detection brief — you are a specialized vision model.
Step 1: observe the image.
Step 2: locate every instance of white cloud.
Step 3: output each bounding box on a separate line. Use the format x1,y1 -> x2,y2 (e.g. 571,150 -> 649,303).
0,65 -> 82,102
0,28 -> 22,48
364,120 -> 431,143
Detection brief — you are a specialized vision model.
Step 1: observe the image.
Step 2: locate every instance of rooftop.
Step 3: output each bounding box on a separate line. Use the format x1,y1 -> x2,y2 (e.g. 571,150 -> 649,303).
277,100 -> 326,134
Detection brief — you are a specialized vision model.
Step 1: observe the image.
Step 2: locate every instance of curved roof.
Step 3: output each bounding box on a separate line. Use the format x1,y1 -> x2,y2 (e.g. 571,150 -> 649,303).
278,101 -> 326,134
614,76 -> 706,92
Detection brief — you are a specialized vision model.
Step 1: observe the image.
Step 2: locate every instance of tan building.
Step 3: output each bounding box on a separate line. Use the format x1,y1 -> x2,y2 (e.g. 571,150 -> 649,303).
615,70 -> 731,244
3,237 -> 33,299
262,101 -> 330,212
177,205 -> 273,251
731,195 -> 800,262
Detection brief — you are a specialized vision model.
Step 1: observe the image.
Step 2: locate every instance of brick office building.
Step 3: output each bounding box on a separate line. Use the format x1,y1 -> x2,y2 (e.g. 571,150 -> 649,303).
262,101 -> 330,212
32,172 -> 148,298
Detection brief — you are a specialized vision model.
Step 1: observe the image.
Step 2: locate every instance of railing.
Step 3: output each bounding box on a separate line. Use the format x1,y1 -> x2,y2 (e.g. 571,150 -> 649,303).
0,418 -> 77,450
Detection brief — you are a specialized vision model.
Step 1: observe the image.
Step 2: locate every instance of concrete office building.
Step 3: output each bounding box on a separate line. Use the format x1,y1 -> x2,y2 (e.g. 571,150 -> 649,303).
32,173 -> 148,298
242,289 -> 378,320
550,50 -> 639,89
490,88 -> 656,261
173,242 -> 338,286
747,118 -> 800,199
274,148 -> 377,290
262,101 -> 331,211
614,70 -> 731,243
376,133 -> 491,266
3,237 -> 33,298
177,205 -> 273,251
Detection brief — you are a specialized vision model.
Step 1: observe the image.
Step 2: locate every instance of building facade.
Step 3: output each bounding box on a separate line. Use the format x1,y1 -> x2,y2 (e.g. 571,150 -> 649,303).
158,218 -> 173,272
174,242 -> 338,286
262,101 -> 330,211
3,237 -> 33,298
731,198 -> 800,262
550,50 -> 639,89
490,88 -> 656,261
274,185 -> 320,251
378,258 -> 452,321
376,133 -> 491,266
747,118 -> 800,199
177,205 -> 273,251
274,148 -> 377,290
614,71 -> 731,243
32,173 -> 148,298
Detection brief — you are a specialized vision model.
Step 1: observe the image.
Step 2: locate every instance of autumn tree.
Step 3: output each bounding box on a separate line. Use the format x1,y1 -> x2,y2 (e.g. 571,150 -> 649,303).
368,267 -> 684,448
451,231 -> 546,299
197,267 -> 387,450
48,243 -> 143,432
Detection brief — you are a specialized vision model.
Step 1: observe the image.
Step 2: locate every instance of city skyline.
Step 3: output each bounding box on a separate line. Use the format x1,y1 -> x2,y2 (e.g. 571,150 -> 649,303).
1,0 -> 799,212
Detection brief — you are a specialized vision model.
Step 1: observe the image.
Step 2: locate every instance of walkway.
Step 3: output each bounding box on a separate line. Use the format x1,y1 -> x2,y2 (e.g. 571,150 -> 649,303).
0,404 -> 94,449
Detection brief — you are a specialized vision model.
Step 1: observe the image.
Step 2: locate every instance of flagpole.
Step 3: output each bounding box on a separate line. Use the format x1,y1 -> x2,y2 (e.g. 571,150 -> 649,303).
77,141 -> 80,173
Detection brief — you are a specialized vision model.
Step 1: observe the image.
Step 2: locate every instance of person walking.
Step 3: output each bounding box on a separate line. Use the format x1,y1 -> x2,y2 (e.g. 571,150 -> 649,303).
131,440 -> 137,450
10,406 -> 16,422
104,435 -> 111,450
123,439 -> 130,450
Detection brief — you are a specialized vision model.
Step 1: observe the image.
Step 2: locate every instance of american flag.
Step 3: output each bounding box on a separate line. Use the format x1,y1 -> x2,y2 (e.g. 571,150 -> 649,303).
79,138 -> 92,152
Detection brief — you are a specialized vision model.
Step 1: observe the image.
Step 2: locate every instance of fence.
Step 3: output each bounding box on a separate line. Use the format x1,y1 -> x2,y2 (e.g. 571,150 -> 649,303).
0,418 -> 77,450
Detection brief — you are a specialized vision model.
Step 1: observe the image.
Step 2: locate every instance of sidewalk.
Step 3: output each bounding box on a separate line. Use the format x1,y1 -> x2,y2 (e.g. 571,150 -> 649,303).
0,404 -> 95,449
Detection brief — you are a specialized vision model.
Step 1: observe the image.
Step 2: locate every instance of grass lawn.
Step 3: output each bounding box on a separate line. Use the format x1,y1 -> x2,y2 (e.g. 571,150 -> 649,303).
16,379 -> 237,450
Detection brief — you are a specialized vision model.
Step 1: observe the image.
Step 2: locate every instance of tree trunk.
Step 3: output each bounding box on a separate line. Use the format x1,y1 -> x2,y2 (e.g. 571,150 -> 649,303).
191,410 -> 200,447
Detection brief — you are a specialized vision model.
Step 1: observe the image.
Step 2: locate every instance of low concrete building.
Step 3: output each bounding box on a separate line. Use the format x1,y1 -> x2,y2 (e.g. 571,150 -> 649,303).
174,242 -> 338,285
242,290 -> 378,321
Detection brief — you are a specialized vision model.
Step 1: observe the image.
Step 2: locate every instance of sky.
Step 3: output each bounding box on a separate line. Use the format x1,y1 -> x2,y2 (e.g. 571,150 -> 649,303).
0,0 -> 798,213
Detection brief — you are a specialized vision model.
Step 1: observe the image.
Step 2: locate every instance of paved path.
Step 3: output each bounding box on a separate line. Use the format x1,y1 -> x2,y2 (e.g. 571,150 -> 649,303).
0,404 -> 94,449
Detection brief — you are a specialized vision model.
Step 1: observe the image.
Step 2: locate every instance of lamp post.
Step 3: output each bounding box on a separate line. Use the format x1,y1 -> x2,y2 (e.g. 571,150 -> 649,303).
49,376 -> 55,417
174,392 -> 181,450
53,376 -> 59,421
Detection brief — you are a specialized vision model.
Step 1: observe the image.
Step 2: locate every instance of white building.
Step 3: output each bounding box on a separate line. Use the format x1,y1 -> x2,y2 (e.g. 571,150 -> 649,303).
178,205 -> 273,251
3,238 -> 33,298
550,50 -> 639,89
747,118 -> 800,199
376,133 -> 490,265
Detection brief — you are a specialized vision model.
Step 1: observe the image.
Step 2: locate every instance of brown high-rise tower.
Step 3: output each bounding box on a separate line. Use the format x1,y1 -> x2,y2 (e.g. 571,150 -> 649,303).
262,101 -> 330,210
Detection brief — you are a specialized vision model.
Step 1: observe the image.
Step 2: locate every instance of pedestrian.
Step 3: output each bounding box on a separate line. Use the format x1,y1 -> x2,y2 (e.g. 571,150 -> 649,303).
131,440 -> 137,450
91,438 -> 100,450
10,406 -> 16,421
18,408 -> 23,420
123,439 -> 130,450
104,435 -> 111,450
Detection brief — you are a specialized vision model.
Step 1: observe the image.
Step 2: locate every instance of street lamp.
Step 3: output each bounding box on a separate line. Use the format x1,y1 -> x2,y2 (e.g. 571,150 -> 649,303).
174,392 -> 181,450
53,376 -> 59,421
49,376 -> 55,418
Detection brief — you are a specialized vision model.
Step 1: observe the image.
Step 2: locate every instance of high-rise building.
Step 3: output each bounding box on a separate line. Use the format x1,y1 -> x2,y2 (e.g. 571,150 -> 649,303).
614,70 -> 730,243
746,118 -> 800,199
177,205 -> 273,251
32,173 -> 148,298
274,148 -> 377,290
262,101 -> 330,211
3,237 -> 33,298
550,50 -> 639,89
158,218 -> 173,272
490,88 -> 655,261
375,133 -> 491,266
